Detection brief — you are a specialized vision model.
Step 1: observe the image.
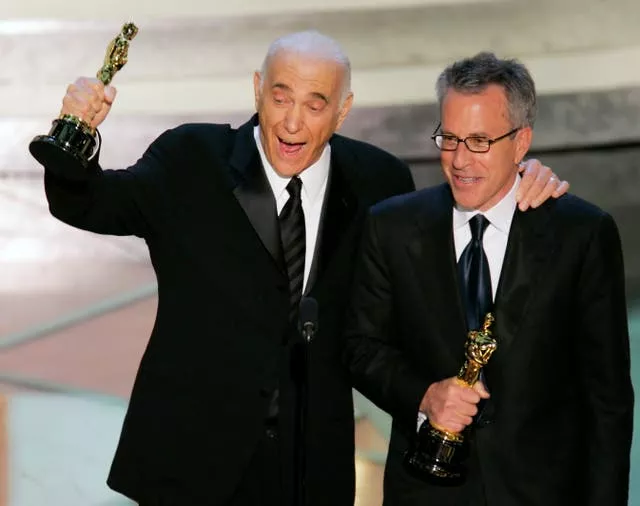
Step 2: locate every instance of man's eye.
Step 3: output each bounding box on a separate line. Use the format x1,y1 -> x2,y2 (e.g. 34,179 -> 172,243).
467,137 -> 490,148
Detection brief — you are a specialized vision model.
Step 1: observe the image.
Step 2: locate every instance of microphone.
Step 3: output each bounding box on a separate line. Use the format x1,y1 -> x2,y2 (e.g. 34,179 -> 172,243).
298,297 -> 318,343
294,297 -> 317,506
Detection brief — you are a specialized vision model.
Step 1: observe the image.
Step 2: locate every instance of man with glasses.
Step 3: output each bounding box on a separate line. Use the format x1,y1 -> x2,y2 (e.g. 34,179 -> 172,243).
35,27 -> 567,504
344,52 -> 633,506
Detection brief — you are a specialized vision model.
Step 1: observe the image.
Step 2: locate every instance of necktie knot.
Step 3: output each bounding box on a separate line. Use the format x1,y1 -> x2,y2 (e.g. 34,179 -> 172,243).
469,214 -> 490,243
286,176 -> 303,202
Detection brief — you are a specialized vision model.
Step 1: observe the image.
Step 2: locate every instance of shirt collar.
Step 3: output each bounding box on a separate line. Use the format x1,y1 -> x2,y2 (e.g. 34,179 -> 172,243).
254,125 -> 331,205
452,174 -> 520,234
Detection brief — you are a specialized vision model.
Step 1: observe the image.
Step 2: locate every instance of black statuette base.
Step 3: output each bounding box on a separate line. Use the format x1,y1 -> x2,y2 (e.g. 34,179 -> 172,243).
403,424 -> 469,485
29,118 -> 96,180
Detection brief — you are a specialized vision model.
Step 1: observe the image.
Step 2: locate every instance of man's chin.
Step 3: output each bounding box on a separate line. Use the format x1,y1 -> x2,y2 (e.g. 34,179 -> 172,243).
273,160 -> 307,178
451,188 -> 482,212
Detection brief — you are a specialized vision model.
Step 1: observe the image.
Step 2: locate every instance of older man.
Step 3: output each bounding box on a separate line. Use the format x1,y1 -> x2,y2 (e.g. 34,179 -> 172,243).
35,32 -> 564,505
344,52 -> 633,506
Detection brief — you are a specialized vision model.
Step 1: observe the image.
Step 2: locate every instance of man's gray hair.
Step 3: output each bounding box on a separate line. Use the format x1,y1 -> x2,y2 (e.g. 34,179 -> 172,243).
436,52 -> 537,128
259,30 -> 352,103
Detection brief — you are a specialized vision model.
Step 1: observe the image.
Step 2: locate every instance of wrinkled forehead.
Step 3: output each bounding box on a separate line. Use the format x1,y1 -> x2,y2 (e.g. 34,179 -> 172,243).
265,50 -> 346,92
441,85 -> 511,126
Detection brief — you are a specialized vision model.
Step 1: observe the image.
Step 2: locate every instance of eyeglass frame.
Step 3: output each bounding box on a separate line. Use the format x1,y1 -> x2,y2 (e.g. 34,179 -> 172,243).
431,122 -> 521,153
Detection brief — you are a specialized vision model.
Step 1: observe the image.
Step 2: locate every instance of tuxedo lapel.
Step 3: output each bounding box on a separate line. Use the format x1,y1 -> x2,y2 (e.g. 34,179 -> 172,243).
406,185 -> 467,364
229,117 -> 285,273
493,202 -> 555,362
307,139 -> 358,292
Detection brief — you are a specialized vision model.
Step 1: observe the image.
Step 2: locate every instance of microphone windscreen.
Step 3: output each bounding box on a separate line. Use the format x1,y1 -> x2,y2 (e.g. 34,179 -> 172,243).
299,297 -> 318,329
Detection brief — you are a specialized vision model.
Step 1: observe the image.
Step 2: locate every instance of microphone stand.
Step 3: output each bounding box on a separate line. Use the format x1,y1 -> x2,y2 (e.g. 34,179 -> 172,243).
294,298 -> 317,506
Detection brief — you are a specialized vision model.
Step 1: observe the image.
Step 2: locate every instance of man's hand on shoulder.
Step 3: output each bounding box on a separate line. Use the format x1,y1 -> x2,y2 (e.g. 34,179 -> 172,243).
517,159 -> 570,211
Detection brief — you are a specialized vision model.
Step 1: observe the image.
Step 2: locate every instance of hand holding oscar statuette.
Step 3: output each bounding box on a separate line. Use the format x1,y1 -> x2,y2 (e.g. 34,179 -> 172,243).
29,23 -> 138,178
404,313 -> 498,483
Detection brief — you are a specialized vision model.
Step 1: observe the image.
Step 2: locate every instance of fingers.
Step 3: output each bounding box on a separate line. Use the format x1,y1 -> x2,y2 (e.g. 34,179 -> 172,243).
473,381 -> 490,399
552,179 -> 570,198
517,159 -> 571,210
434,413 -> 474,434
59,77 -> 116,129
61,77 -> 103,120
436,394 -> 477,433
515,160 -> 534,205
527,172 -> 570,208
420,378 -> 487,433
516,159 -> 551,211
104,85 -> 117,105
529,173 -> 557,209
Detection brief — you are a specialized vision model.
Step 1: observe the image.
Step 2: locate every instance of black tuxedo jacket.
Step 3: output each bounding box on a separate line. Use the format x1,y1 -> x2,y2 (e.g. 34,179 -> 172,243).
42,116 -> 415,505
344,183 -> 633,506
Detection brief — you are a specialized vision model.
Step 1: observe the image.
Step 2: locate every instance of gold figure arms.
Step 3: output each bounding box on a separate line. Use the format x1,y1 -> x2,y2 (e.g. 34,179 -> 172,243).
457,313 -> 497,386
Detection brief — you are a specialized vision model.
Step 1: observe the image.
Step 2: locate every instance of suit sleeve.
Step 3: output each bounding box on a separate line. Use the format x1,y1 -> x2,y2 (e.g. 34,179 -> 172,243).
576,212 -> 634,506
343,211 -> 431,429
375,156 -> 415,202
389,159 -> 415,196
43,128 -> 178,239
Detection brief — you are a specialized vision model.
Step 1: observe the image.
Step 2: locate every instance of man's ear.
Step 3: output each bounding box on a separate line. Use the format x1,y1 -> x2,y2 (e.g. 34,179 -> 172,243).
253,71 -> 262,110
335,92 -> 354,131
514,126 -> 533,165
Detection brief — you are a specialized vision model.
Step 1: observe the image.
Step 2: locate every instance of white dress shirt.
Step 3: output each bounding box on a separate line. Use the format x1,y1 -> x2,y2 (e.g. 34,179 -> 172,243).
417,175 -> 520,429
452,174 -> 521,299
254,126 -> 330,292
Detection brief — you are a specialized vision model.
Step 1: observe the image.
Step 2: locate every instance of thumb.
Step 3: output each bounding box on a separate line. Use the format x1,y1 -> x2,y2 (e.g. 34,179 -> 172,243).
473,381 -> 491,399
91,88 -> 116,129
104,85 -> 117,105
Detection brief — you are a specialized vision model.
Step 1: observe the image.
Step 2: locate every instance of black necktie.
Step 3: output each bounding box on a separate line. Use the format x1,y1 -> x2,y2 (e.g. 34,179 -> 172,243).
266,177 -> 307,422
458,214 -> 492,332
457,214 -> 493,419
279,176 -> 306,321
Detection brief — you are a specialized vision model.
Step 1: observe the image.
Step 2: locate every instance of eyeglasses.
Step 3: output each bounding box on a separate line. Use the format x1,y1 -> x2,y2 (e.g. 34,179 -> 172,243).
431,123 -> 521,153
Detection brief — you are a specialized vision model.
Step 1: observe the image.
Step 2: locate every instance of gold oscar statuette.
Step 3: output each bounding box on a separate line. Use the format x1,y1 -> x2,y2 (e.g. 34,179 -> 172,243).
404,313 -> 498,483
29,23 -> 138,178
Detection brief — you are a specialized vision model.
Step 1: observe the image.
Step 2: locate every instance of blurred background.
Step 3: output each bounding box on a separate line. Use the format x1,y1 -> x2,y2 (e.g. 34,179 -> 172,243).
1,0 -> 639,504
